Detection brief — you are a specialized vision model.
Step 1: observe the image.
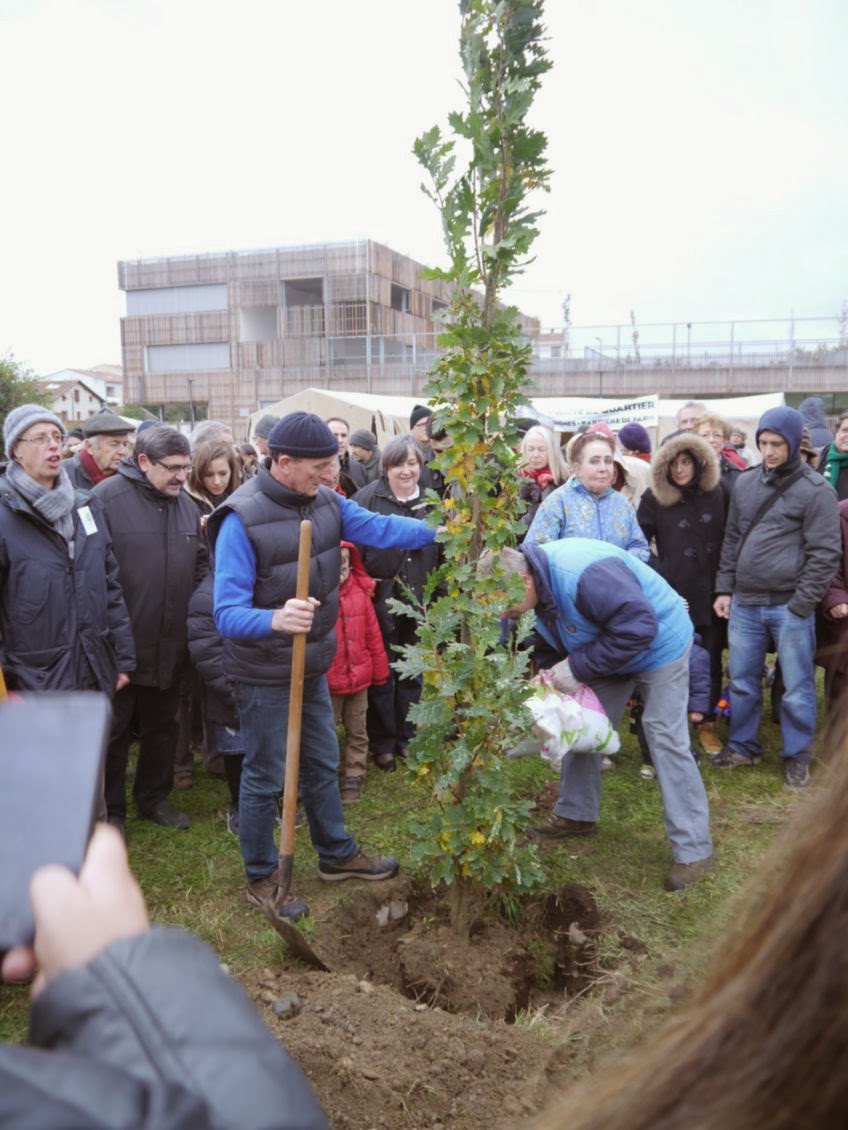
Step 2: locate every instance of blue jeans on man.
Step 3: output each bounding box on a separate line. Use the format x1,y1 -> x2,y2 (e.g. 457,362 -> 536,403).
236,675 -> 357,882
554,648 -> 713,865
726,600 -> 817,761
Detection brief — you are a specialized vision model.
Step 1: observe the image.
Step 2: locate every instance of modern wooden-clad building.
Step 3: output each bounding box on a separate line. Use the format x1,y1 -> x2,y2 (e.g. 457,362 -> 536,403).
118,239 -> 456,435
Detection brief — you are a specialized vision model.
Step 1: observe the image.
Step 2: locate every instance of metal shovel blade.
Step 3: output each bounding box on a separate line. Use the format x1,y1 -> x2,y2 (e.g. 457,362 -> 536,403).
261,898 -> 331,971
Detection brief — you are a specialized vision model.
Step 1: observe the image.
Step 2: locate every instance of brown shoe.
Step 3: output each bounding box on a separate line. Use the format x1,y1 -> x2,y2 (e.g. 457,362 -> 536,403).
530,813 -> 597,841
173,770 -> 194,790
245,869 -> 309,920
665,855 -> 713,891
696,721 -> 723,756
318,851 -> 399,882
341,776 -> 363,804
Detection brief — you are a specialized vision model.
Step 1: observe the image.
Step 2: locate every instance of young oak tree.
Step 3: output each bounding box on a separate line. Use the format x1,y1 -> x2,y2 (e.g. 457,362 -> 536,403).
398,0 -> 552,939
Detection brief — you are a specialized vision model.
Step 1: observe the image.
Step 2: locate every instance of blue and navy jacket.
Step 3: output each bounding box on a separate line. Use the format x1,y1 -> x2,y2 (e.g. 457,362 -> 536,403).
522,537 -> 692,681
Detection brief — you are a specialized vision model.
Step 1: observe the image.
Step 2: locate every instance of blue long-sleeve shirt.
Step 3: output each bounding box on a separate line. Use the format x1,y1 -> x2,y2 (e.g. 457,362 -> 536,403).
214,496 -> 436,640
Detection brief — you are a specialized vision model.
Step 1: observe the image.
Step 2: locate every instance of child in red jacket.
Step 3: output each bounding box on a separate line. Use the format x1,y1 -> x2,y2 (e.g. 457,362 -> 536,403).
328,542 -> 390,803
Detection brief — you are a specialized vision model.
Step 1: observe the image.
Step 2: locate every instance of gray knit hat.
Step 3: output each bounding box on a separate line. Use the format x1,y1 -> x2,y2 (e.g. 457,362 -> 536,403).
3,403 -> 65,455
253,414 -> 280,440
349,428 -> 377,451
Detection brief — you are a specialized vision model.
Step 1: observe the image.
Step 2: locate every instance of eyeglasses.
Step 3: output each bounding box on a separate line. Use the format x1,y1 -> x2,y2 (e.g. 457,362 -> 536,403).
153,460 -> 192,476
17,431 -> 64,447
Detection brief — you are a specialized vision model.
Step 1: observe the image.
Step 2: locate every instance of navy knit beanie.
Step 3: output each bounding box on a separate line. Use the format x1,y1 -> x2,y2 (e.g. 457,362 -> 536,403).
267,412 -> 339,458
617,422 -> 652,454
756,406 -> 803,461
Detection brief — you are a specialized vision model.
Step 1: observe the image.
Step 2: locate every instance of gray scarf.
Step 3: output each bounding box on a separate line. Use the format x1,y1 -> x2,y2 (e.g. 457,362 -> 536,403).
6,459 -> 77,544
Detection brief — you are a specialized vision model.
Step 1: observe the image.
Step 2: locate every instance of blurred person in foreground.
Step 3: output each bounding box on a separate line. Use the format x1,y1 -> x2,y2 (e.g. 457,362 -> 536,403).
520,740 -> 848,1130
0,824 -> 328,1129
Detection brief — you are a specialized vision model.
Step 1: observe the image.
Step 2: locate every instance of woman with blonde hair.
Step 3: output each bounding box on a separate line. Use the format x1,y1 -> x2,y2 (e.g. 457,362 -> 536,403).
518,425 -> 569,532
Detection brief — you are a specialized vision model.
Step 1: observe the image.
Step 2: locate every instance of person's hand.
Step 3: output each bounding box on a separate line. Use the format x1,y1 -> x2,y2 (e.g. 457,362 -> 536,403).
689,712 -> 704,724
1,824 -> 149,995
271,596 -> 320,634
827,602 -> 848,620
550,658 -> 580,696
115,672 -> 131,692
713,595 -> 731,619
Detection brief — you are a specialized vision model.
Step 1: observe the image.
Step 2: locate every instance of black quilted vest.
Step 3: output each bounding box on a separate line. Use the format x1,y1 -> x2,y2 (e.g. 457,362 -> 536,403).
209,467 -> 342,685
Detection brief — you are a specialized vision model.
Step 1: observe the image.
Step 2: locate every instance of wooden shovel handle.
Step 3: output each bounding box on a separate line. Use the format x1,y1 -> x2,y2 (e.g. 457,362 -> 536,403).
279,520 -> 312,867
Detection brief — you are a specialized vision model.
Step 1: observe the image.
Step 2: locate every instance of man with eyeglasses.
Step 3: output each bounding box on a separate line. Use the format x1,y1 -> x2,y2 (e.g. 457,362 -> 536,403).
0,405 -> 135,757
94,425 -> 208,834
67,411 -> 135,493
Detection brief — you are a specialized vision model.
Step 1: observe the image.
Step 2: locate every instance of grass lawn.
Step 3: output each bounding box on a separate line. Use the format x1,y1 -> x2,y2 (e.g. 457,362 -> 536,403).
0,684 -> 813,1057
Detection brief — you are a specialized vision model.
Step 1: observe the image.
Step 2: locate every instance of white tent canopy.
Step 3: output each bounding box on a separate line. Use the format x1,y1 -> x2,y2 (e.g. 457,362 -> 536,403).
251,389 -> 785,448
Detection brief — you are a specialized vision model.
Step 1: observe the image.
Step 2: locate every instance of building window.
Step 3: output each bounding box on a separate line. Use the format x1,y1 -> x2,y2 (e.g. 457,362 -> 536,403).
239,306 -> 277,342
74,388 -> 80,403
391,284 -> 411,313
432,299 -> 448,316
145,343 -> 230,373
282,278 -> 323,306
329,337 -> 368,366
126,284 -> 227,316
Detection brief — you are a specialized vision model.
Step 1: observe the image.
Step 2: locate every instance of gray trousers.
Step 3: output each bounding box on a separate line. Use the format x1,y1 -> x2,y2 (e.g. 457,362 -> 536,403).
554,647 -> 713,864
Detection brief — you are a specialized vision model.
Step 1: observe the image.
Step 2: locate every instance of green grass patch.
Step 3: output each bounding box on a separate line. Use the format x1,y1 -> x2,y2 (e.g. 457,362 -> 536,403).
0,693 -> 809,1050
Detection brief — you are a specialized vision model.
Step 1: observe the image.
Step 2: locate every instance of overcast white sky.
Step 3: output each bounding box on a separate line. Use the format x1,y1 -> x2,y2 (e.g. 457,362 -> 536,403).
2,0 -> 846,375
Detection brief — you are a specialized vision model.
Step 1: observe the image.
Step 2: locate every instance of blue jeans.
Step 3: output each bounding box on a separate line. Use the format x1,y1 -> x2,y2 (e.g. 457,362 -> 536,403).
236,676 -> 357,882
727,600 -> 817,760
555,649 -> 713,864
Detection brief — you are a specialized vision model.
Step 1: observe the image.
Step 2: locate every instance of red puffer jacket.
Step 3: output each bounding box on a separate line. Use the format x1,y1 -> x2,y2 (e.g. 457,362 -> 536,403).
327,542 -> 390,695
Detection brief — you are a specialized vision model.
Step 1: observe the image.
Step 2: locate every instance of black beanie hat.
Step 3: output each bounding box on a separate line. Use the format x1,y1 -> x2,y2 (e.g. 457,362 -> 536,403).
267,412 -> 339,458
410,404 -> 433,429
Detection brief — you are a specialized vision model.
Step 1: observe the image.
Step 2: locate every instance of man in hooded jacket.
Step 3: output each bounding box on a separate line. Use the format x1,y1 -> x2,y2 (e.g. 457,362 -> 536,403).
712,406 -> 840,787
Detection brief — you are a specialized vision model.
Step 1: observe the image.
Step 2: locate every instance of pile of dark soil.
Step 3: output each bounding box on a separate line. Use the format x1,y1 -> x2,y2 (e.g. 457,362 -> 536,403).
241,877 -> 608,1128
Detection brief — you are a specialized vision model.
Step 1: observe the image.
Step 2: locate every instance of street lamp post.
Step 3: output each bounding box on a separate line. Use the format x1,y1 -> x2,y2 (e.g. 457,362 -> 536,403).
188,378 -> 196,427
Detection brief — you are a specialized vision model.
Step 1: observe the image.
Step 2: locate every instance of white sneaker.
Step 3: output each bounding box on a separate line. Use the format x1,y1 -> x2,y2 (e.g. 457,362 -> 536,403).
639,765 -> 656,780
601,756 -> 614,771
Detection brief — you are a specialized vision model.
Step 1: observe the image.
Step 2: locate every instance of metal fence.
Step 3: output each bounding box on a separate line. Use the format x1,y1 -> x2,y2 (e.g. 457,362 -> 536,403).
535,315 -> 848,373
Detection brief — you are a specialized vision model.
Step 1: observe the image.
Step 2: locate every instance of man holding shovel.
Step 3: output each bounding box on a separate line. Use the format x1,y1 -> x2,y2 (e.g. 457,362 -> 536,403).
210,413 -> 437,921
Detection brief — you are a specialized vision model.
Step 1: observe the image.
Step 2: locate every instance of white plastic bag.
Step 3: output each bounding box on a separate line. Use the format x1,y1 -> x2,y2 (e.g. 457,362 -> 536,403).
525,671 -> 620,767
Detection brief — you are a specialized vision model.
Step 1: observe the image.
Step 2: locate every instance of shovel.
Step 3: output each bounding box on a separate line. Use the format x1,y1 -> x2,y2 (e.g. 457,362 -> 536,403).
261,519 -> 331,971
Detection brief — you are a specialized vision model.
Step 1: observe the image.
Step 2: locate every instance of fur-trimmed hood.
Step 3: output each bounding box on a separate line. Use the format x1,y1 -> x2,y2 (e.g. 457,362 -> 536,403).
650,431 -> 720,507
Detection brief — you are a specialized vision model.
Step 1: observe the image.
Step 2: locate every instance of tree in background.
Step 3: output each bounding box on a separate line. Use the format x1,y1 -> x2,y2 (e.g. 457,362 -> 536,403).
400,0 -> 552,939
0,356 -> 49,459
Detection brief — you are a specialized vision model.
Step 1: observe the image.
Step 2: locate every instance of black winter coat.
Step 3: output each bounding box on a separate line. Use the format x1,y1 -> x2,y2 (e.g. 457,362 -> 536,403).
0,470 -> 135,692
636,432 -> 726,626
186,575 -> 237,726
353,477 -> 439,638
0,927 -> 327,1129
353,479 -> 438,590
94,461 -> 207,689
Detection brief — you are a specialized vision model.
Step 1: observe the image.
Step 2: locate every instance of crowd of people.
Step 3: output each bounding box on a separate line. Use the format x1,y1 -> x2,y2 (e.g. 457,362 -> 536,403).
2,391 -> 848,1125
1,396 -> 846,886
